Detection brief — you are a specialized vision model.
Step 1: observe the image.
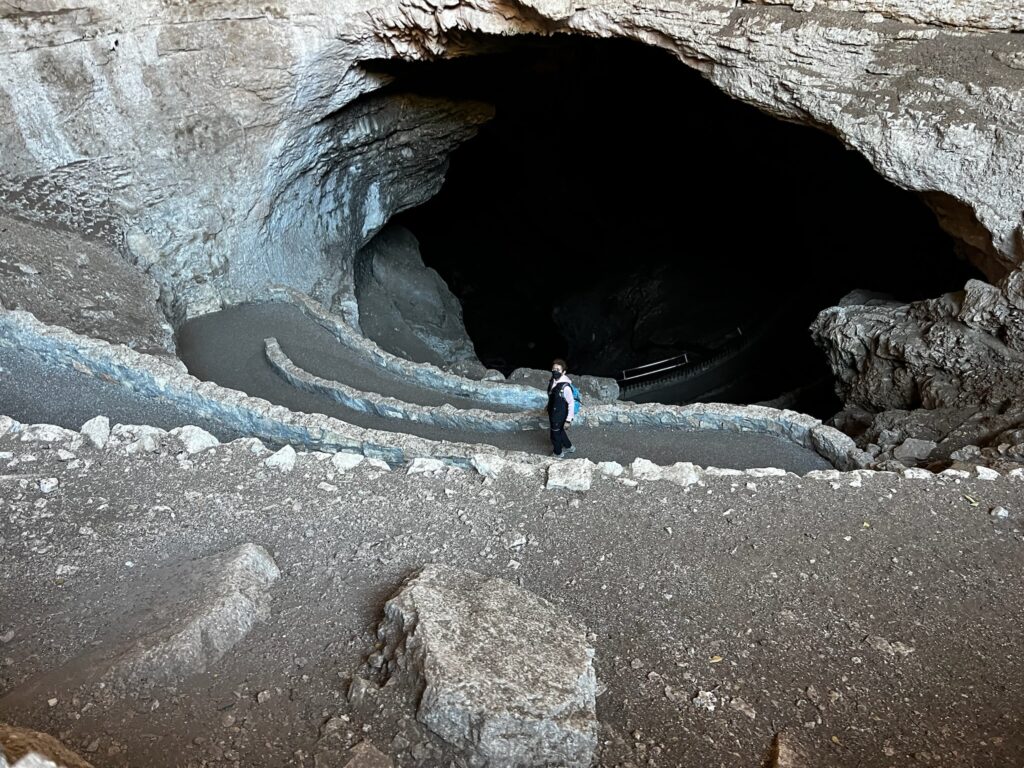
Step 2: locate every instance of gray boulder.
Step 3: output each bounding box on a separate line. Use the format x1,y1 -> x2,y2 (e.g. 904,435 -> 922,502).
377,565 -> 598,768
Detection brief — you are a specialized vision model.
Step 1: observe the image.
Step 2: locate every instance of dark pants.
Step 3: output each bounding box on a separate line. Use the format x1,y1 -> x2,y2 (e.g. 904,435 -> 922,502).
550,422 -> 573,455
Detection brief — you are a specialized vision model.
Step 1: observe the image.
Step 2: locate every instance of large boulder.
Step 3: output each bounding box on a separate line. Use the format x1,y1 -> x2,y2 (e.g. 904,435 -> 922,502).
376,565 -> 598,767
0,724 -> 92,768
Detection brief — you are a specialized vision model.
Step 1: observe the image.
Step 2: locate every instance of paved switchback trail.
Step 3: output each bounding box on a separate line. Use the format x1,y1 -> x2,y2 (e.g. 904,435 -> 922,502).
175,303 -> 830,472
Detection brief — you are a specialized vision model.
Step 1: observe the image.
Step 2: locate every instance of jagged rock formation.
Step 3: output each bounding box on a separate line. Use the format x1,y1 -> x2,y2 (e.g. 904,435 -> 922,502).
813,275 -> 1024,412
353,224 -> 486,377
1,0 -> 1022,326
812,277 -> 1024,469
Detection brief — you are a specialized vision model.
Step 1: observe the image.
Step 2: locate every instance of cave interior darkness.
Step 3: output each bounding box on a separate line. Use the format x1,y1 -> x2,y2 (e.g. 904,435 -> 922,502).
368,35 -> 979,416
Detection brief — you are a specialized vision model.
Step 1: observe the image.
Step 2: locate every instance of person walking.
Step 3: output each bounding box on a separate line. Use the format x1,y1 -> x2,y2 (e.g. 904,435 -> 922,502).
547,358 -> 576,458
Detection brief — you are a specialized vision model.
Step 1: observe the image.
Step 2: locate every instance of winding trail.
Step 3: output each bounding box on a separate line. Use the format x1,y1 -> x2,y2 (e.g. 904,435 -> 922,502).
176,303 -> 831,471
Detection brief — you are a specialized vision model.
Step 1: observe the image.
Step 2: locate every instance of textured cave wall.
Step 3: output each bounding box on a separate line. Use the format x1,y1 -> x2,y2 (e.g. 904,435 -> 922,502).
0,0 -> 1022,326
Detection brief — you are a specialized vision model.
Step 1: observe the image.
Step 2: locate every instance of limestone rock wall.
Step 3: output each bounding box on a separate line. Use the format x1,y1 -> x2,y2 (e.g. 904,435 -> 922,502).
812,273 -> 1024,412
1,0 -> 1022,324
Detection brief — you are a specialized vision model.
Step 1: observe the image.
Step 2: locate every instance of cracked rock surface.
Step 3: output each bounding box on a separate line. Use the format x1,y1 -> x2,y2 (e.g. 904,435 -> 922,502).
374,564 -> 598,767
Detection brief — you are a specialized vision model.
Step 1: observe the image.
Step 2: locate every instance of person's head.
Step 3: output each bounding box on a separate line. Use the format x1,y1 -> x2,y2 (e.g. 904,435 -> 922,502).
551,359 -> 568,377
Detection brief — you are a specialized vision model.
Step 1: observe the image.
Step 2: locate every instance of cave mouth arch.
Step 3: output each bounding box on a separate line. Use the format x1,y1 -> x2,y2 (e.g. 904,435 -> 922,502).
367,35 -> 979,417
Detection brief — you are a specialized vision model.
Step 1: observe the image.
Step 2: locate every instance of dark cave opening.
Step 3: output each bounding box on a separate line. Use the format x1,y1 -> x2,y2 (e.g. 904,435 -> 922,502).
375,36 -> 980,416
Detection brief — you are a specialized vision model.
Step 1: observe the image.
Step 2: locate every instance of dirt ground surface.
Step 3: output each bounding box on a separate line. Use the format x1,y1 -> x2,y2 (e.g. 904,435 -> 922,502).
1,431 -> 1022,768
0,214 -> 174,358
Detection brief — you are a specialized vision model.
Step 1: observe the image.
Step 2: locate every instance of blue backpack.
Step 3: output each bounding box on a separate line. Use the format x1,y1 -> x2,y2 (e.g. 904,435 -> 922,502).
551,381 -> 582,417
569,383 -> 582,416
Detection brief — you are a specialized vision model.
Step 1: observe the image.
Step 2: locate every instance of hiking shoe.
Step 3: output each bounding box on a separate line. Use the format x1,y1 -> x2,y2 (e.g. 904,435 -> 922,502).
566,446 -> 576,454
552,452 -> 565,459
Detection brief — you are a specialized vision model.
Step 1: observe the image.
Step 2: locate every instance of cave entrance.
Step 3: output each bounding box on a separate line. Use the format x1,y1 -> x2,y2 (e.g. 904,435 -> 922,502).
372,36 -> 979,417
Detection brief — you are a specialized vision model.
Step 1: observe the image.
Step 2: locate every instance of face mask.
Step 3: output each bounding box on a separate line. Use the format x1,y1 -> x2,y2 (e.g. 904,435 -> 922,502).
551,370 -> 561,378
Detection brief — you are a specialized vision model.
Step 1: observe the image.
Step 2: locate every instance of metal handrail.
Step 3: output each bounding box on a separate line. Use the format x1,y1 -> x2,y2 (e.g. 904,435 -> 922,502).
617,327 -> 745,384
619,353 -> 690,382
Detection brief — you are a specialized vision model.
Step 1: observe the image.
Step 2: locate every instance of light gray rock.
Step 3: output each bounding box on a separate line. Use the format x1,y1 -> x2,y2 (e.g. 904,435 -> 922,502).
170,425 -> 220,454
264,445 -> 297,473
79,416 -> 110,449
1,544 -> 279,704
745,467 -> 788,478
662,462 -> 704,486
975,465 -> 1001,480
902,467 -> 934,480
332,452 -> 365,472
893,438 -> 938,461
596,461 -> 624,478
546,459 -> 595,492
0,724 -> 93,768
407,457 -> 447,475
0,416 -> 20,439
377,565 -> 597,768
19,424 -> 77,444
630,458 -> 662,481
471,454 -> 507,479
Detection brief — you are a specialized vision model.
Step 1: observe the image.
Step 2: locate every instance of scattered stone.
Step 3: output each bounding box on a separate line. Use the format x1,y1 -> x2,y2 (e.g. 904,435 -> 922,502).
692,689 -> 717,712
864,635 -> 915,658
124,433 -> 160,455
365,458 -> 392,471
0,416 -> 21,438
902,467 -> 933,480
19,424 -> 77,444
38,478 -> 58,494
630,458 -> 662,481
264,445 -> 297,472
0,723 -> 93,768
342,741 -> 394,768
546,459 -> 595,492
471,453 -> 507,479
728,697 -> 757,720
332,452 -> 365,472
990,506 -> 1010,518
768,731 -> 807,767
376,565 -> 597,768
704,467 -> 743,477
662,462 -> 703,486
1008,468 -> 1024,482
170,425 -> 220,454
596,461 -> 624,478
975,465 -> 1001,480
407,457 -> 446,475
893,438 -> 937,461
746,467 -> 787,478
256,690 -> 272,704
0,631 -> 12,644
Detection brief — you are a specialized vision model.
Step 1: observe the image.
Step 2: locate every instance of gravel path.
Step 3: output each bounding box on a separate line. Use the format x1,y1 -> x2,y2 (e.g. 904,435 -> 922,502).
176,303 -> 831,472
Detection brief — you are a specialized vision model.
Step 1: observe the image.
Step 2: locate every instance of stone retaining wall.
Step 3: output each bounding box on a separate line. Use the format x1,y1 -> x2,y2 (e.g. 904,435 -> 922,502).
265,334 -> 868,470
0,307 -> 865,471
267,286 -> 550,409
